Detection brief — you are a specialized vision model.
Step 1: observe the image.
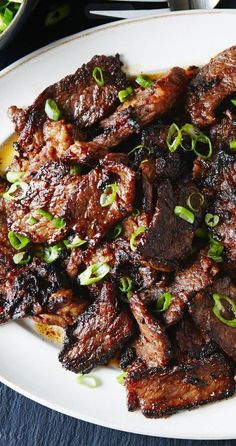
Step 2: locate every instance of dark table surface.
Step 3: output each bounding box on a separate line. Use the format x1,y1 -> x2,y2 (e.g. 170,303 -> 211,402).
1,1 -> 236,445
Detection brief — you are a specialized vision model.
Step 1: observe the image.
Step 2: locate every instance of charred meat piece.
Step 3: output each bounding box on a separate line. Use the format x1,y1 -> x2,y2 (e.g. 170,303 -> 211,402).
94,68 -> 188,150
189,276 -> 236,362
138,180 -> 202,271
9,54 -> 129,146
130,294 -> 172,368
210,112 -> 236,151
187,45 -> 236,126
126,353 -> 235,417
204,149 -> 236,194
59,281 -> 136,373
163,249 -> 219,326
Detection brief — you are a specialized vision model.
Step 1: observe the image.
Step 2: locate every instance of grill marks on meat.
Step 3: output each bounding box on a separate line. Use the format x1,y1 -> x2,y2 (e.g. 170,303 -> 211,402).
130,294 -> 172,368
210,112 -> 236,150
9,55 -> 129,147
125,353 -> 234,418
138,180 -> 202,271
187,45 -> 236,126
189,276 -> 236,362
59,281 -> 136,373
163,249 -> 219,326
5,157 -> 135,245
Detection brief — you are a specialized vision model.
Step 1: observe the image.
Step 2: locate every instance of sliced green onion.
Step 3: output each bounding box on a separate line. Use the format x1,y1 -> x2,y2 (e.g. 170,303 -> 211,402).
212,293 -> 236,328
174,206 -> 195,224
195,227 -> 209,239
166,123 -> 182,153
77,374 -> 101,388
64,236 -> 86,249
8,231 -> 30,250
45,99 -> 61,121
35,209 -> 53,220
231,99 -> 236,106
116,371 -> 127,386
70,164 -> 81,175
79,262 -> 110,286
118,87 -> 133,103
6,171 -> 23,183
45,3 -> 71,26
130,226 -> 146,251
229,140 -> 236,150
100,183 -> 118,207
27,216 -> 37,226
3,181 -> 29,201
208,238 -> 224,263
13,251 -> 31,265
181,123 -> 212,159
205,213 -> 220,228
128,144 -> 145,156
53,217 -> 66,228
132,208 -> 141,217
155,292 -> 172,313
119,276 -> 132,299
187,192 -> 204,212
135,75 -> 153,89
92,66 -> 105,87
44,243 -> 64,264
110,223 -> 122,240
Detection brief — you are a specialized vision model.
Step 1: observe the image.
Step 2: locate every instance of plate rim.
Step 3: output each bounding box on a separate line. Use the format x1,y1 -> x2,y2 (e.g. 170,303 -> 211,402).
1,9 -> 236,440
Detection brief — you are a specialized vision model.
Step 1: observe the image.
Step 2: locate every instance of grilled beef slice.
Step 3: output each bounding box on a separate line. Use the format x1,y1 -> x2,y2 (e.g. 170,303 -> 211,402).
138,180 -> 202,271
130,294 -> 172,368
189,276 -> 236,362
5,156 -> 135,245
210,112 -> 236,150
125,353 -> 234,418
186,45 -> 236,126
59,281 -> 136,373
9,54 -> 129,147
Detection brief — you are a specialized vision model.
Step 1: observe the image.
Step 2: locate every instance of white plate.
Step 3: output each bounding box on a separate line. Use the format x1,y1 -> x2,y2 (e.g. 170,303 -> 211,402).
0,10 -> 236,440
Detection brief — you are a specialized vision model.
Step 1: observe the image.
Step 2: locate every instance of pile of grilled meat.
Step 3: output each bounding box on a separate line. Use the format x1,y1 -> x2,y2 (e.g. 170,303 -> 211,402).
1,45 -> 236,418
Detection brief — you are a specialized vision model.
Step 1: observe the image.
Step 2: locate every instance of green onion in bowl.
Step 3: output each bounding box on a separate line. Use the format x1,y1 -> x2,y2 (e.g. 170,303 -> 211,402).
0,1 -> 23,34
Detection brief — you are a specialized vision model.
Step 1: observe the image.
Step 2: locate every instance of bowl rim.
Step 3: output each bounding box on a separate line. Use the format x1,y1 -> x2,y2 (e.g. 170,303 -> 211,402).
0,0 -> 32,41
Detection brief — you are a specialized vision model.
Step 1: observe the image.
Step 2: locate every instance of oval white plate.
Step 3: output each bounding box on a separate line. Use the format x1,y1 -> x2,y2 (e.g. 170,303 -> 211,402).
0,10 -> 236,440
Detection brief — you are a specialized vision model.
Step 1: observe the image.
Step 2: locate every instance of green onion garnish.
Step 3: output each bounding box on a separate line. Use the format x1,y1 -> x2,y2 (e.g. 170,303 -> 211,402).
229,140 -> 236,150
27,216 -> 37,226
53,217 -> 66,228
208,238 -> 224,263
3,181 -> 29,201
135,75 -> 153,89
119,276 -> 132,299
78,262 -> 110,286
6,171 -> 23,183
132,208 -> 141,217
70,164 -> 81,175
45,3 -> 71,27
64,236 -> 86,249
77,374 -> 101,388
166,123 -> 182,153
231,99 -> 236,106
130,226 -> 146,251
0,7 -> 13,33
128,144 -> 145,156
45,99 -> 61,121
100,183 -> 118,207
118,87 -> 133,103
35,209 -> 53,220
187,192 -> 204,212
155,292 -> 172,313
110,223 -> 122,240
174,206 -> 195,224
8,231 -> 30,250
92,66 -> 105,87
212,293 -> 236,328
181,124 -> 212,159
195,227 -> 209,239
44,243 -> 64,264
116,371 -> 127,386
13,251 -> 31,266
205,213 -> 220,228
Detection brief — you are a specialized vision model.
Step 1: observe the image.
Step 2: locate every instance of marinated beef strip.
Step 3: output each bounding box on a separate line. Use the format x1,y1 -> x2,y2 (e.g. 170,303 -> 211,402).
59,281 -> 136,373
210,112 -> 236,151
189,276 -> 236,362
125,353 -> 234,418
9,54 -> 129,147
138,180 -> 202,271
5,156 -> 135,245
187,45 -> 236,126
163,249 -> 219,326
130,294 -> 172,368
